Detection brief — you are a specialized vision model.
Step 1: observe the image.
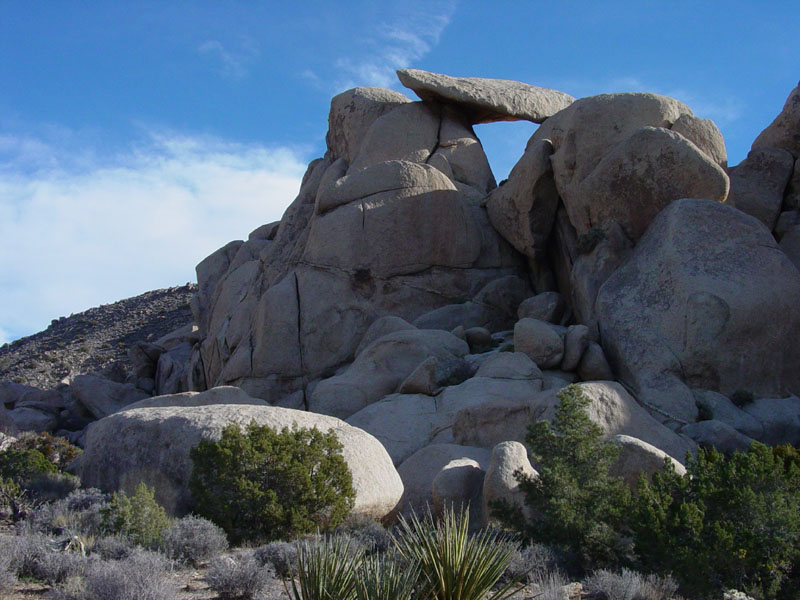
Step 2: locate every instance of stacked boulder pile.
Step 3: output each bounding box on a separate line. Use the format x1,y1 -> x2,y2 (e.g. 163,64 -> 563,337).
6,70 -> 800,524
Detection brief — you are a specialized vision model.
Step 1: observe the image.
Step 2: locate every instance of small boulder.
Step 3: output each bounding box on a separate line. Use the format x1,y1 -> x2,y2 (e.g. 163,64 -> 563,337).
517,292 -> 565,323
727,147 -> 794,230
475,352 -> 543,380
70,375 -> 149,420
481,441 -> 537,527
432,458 -> 486,524
396,443 -> 490,516
743,396 -> 800,446
609,435 -> 687,489
577,342 -> 614,381
561,325 -> 589,372
680,420 -> 756,455
514,318 -> 564,369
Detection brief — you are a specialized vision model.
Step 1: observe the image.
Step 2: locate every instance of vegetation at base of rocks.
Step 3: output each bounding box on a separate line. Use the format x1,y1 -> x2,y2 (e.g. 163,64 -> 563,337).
160,514 -> 228,566
576,227 -> 607,254
492,384 -> 633,572
47,549 -> 176,600
100,482 -> 171,548
393,507 -> 525,600
10,432 -> 82,469
206,552 -> 272,600
631,442 -> 800,600
583,568 -> 678,600
0,447 -> 59,483
189,421 -> 356,544
491,383 -> 800,599
23,471 -> 81,503
255,540 -> 298,578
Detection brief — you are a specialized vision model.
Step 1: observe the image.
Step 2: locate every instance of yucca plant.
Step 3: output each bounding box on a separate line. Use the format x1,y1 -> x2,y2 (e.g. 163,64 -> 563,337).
393,506 -> 525,600
354,554 -> 418,600
285,535 -> 364,600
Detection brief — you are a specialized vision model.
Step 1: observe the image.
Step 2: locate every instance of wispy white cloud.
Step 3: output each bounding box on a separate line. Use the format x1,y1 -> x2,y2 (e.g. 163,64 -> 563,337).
0,129 -> 307,342
305,0 -> 458,93
198,37 -> 260,79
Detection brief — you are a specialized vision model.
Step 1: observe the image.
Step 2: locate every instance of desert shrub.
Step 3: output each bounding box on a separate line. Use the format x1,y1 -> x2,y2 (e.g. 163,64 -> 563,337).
32,550 -> 88,585
0,447 -> 58,483
0,476 -> 32,521
161,514 -> 228,566
0,550 -> 15,592
190,422 -> 355,544
502,543 -> 562,584
11,432 -> 82,469
24,471 -> 81,503
6,531 -> 51,577
91,535 -> 135,561
335,513 -> 391,554
100,482 -> 171,548
583,568 -> 678,600
287,535 -> 365,600
29,487 -> 109,537
52,549 -> 175,600
529,571 -> 569,600
631,442 -> 800,599
254,541 -> 298,578
492,384 -> 632,572
393,506 -> 524,600
206,552 -> 272,600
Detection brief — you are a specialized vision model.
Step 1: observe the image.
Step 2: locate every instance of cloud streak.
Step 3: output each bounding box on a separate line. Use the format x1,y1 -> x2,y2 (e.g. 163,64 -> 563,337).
306,0 -> 458,93
198,38 -> 260,79
0,129 -> 307,342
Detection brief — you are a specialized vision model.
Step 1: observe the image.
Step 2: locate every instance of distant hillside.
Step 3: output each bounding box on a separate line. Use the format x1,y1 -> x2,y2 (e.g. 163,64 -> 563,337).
0,284 -> 197,389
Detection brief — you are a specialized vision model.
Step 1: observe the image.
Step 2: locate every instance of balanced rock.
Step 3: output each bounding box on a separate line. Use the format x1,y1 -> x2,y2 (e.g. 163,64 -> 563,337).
396,68 -> 574,124
77,402 -> 403,518
514,318 -> 564,369
597,199 -> 800,424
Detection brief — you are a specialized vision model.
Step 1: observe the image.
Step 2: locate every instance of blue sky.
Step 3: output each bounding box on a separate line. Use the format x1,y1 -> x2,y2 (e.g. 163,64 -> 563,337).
1,1 -> 799,344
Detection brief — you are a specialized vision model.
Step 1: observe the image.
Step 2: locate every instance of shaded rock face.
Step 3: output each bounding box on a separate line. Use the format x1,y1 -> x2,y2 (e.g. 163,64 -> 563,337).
190,91 -> 526,406
597,199 -> 800,424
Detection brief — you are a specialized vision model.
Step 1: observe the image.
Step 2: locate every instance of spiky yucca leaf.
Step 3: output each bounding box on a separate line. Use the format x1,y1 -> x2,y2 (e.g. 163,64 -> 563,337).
286,535 -> 363,600
393,507 -> 525,600
354,554 -> 418,600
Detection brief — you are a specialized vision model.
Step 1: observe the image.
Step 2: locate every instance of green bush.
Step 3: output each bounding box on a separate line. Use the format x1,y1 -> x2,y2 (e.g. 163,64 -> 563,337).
631,442 -> 800,599
491,384 -> 632,572
189,422 -> 355,544
0,448 -> 58,483
10,432 -> 82,469
100,482 -> 171,548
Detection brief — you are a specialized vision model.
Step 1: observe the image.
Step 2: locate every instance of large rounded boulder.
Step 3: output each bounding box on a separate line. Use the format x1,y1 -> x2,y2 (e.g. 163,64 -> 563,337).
76,399 -> 403,519
596,199 -> 800,424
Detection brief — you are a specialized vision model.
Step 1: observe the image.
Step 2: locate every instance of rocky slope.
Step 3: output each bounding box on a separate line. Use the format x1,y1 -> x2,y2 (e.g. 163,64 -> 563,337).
0,284 -> 196,389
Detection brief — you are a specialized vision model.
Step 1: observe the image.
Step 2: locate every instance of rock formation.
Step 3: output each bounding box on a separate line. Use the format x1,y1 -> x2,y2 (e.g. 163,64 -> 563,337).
6,69 -> 800,521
